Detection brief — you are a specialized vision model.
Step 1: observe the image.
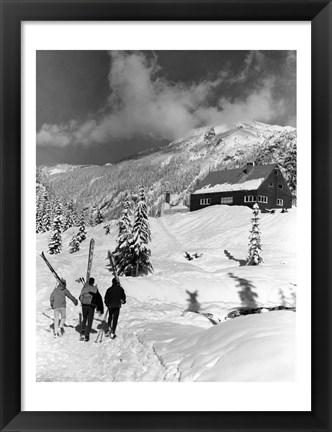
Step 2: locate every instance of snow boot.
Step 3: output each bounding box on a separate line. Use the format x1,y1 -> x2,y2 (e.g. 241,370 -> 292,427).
110,333 -> 116,339
60,328 -> 65,336
85,335 -> 90,342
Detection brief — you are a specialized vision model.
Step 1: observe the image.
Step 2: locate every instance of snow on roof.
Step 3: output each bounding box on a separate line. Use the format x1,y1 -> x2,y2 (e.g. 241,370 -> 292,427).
193,164 -> 276,194
194,178 -> 265,193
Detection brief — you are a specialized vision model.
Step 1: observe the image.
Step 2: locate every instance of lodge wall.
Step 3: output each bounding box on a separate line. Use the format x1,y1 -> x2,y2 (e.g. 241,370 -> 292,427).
190,165 -> 293,212
190,187 -> 292,212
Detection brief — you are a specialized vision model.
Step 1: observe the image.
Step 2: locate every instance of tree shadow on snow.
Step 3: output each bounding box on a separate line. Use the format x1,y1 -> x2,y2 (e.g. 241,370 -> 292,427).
228,272 -> 258,308
184,291 -> 218,325
224,249 -> 247,267
185,290 -> 201,313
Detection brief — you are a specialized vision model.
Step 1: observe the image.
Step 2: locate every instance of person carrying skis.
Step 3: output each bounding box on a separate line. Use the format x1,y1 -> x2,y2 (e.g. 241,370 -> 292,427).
50,278 -> 78,338
79,277 -> 103,342
104,277 -> 126,339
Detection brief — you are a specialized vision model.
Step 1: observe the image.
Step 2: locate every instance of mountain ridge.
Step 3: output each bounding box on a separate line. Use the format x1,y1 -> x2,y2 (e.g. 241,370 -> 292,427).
38,121 -> 297,220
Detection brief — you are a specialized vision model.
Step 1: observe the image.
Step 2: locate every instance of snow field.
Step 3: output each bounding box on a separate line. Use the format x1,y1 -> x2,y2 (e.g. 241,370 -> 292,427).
36,205 -> 296,382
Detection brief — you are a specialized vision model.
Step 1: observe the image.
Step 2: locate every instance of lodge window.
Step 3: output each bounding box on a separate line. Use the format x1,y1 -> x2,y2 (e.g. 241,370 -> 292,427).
278,184 -> 283,189
277,198 -> 283,206
220,197 -> 233,204
258,195 -> 268,203
269,182 -> 274,188
244,196 -> 257,203
200,198 -> 211,205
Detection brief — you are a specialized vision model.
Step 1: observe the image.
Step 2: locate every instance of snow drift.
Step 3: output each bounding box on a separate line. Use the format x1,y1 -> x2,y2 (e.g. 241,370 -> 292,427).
36,205 -> 296,382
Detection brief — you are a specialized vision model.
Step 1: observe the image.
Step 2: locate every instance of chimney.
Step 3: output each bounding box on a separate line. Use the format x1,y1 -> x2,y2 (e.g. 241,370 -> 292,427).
245,162 -> 254,174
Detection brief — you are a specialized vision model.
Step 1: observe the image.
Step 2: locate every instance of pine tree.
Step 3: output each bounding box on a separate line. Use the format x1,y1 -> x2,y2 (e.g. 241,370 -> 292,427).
113,196 -> 134,275
72,201 -> 80,227
77,212 -> 87,243
89,206 -> 97,227
48,215 -> 63,254
53,196 -> 63,217
63,200 -> 79,231
69,234 -> 80,253
41,189 -> 52,232
247,203 -> 263,266
36,185 -> 46,233
282,143 -> 297,199
95,208 -> 104,225
131,187 -> 153,276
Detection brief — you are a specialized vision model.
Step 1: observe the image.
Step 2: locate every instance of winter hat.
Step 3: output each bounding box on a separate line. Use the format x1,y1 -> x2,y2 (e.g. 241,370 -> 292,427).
59,278 -> 66,287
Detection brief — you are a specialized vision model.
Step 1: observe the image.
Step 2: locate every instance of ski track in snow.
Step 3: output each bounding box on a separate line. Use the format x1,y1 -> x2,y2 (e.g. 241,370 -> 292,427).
36,206 -> 297,382
37,297 -> 167,382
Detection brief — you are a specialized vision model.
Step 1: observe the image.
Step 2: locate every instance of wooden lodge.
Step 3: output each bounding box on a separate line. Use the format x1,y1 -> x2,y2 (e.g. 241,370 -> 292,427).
190,163 -> 292,212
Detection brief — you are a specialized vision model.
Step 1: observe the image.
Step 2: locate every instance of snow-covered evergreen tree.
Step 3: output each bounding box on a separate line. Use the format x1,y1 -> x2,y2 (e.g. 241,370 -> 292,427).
113,196 -> 134,275
63,200 -> 79,231
131,187 -> 153,276
95,208 -> 103,225
76,212 -> 87,243
53,196 -> 63,218
283,143 -> 297,202
48,215 -> 63,254
41,189 -> 52,232
89,206 -> 97,227
36,185 -> 46,233
247,203 -> 263,266
69,234 -> 80,253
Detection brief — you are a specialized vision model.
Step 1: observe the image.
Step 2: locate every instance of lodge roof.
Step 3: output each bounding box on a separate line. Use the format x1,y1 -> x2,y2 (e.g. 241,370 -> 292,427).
192,163 -> 278,194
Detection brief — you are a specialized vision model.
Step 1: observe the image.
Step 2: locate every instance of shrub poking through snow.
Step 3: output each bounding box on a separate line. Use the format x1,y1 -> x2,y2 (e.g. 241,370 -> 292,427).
247,203 -> 263,266
103,224 -> 111,235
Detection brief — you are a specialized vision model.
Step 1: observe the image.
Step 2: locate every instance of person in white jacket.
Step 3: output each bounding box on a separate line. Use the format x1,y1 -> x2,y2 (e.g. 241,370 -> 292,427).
50,278 -> 78,337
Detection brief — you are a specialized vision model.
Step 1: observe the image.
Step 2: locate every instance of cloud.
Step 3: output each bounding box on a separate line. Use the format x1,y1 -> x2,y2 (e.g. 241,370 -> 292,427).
37,51 -> 295,147
196,79 -> 284,128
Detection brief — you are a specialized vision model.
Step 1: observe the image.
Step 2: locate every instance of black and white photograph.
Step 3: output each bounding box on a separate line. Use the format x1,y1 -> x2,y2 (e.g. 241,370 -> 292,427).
36,49 -> 297,383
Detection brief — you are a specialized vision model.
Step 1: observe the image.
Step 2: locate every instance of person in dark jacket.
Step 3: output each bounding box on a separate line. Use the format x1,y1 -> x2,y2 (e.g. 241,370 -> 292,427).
50,278 -> 78,338
104,278 -> 126,339
79,277 -> 104,342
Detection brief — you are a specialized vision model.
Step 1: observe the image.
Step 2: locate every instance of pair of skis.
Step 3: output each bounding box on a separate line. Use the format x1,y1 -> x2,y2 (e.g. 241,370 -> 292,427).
75,238 -> 95,286
40,252 -> 64,286
40,239 -> 95,287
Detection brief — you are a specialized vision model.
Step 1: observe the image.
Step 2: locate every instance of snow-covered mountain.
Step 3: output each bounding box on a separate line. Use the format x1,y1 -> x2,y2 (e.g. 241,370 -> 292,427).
37,204 -> 296,382
39,121 -> 296,219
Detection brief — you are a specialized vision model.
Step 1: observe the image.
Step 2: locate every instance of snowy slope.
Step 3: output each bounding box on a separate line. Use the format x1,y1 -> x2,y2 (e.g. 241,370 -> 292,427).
42,121 -> 296,217
36,205 -> 296,382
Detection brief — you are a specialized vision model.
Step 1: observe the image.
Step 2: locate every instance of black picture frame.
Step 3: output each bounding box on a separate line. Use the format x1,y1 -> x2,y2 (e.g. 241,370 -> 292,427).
0,1 -> 331,431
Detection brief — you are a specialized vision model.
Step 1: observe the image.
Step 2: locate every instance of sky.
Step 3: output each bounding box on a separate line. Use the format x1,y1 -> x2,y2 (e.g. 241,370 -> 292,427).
37,50 -> 296,166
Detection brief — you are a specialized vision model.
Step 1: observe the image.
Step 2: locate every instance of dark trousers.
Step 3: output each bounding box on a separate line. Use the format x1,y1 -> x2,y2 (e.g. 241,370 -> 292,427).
107,308 -> 120,333
81,305 -> 95,336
